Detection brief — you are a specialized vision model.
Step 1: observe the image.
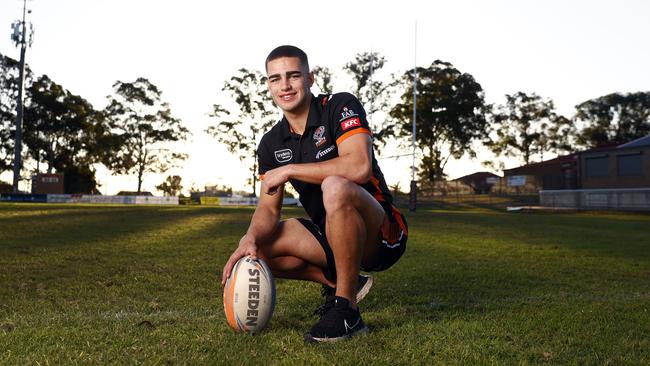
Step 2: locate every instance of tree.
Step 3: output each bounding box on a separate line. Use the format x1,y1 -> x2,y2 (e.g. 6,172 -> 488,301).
390,60 -> 488,185
574,92 -> 650,148
104,77 -> 189,193
485,92 -> 561,165
206,69 -> 276,196
312,66 -> 333,94
23,74 -> 110,193
545,115 -> 575,154
343,51 -> 397,151
2,53 -> 112,193
23,74 -> 66,173
0,54 -> 19,174
156,175 -> 182,196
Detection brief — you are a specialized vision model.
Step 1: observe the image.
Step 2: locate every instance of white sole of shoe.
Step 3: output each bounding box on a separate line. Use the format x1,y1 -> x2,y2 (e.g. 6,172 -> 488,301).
356,276 -> 374,303
305,326 -> 369,343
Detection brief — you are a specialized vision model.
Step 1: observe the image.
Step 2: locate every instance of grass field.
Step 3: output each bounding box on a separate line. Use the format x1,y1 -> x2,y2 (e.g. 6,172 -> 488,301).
1,203 -> 649,365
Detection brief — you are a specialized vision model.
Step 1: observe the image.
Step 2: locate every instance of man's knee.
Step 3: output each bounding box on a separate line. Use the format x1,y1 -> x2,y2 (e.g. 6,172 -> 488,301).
321,176 -> 356,212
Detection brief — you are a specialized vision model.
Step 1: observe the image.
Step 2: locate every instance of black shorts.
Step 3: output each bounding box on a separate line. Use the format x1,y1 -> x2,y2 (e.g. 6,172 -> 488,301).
297,207 -> 407,282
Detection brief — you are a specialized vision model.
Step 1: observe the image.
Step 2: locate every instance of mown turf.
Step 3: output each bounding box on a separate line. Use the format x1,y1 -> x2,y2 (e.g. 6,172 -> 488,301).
1,203 -> 649,365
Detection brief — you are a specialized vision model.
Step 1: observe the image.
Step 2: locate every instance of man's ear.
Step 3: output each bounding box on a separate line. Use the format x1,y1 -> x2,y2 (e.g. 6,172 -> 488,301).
307,71 -> 314,87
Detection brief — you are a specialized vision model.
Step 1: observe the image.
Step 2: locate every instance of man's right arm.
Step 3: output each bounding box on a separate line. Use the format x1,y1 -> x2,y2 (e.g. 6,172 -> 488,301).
242,179 -> 284,245
220,180 -> 283,285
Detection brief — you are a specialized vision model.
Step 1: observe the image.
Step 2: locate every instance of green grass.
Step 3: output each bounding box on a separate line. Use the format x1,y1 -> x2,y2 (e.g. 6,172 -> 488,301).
1,203 -> 649,365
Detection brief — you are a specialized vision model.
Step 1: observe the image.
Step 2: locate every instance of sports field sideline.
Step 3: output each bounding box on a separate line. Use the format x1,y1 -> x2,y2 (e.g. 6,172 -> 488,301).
1,203 -> 649,364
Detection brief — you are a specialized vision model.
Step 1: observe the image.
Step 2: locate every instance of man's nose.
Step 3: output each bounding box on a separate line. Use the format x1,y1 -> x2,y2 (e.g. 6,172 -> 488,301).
281,77 -> 291,90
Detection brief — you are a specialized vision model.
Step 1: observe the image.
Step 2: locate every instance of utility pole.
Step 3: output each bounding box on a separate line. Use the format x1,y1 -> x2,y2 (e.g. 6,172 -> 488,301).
409,22 -> 418,212
368,49 -> 374,125
10,0 -> 34,193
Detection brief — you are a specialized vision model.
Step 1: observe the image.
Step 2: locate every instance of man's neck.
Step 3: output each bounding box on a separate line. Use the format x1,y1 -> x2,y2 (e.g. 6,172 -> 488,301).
284,96 -> 312,135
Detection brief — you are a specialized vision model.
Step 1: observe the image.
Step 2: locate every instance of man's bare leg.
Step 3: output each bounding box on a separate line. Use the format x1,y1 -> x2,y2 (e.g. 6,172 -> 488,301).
254,219 -> 334,287
321,176 -> 385,309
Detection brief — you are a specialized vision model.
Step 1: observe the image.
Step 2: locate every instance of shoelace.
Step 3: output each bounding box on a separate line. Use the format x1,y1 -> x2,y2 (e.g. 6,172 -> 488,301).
312,297 -> 335,317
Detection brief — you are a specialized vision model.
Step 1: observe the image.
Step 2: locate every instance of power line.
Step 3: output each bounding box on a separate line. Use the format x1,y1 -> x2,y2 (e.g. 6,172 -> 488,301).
378,152 -> 416,160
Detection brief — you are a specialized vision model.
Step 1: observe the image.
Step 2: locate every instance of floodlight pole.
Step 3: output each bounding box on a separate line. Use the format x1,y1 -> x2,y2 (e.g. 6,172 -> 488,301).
11,0 -> 31,193
369,49 -> 374,123
409,22 -> 418,212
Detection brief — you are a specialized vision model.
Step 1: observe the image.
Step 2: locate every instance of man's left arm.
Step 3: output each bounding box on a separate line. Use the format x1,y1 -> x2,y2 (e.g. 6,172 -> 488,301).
263,134 -> 372,194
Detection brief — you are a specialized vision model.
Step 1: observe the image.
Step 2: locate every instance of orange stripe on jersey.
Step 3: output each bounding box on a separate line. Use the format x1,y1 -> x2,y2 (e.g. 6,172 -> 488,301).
336,128 -> 371,146
369,176 -> 386,202
391,205 -> 408,236
370,175 -> 408,236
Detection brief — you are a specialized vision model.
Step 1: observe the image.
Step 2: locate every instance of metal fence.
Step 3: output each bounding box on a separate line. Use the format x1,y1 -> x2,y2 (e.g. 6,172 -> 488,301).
540,188 -> 650,211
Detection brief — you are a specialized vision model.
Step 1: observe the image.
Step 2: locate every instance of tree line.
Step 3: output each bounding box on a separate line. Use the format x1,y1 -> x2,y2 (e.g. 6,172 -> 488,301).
2,51 -> 649,195
1,53 -> 188,194
208,52 -> 650,192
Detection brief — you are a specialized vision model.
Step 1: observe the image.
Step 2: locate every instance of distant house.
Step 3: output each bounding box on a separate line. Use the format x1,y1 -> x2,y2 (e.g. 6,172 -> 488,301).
503,154 -> 579,190
453,171 -> 500,194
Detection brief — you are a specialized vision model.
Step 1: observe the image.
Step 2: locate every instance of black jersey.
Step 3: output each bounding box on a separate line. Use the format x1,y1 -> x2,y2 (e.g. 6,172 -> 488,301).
258,93 -> 398,230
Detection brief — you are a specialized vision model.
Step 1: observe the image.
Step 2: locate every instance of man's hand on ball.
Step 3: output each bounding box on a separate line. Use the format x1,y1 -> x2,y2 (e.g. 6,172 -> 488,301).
221,234 -> 258,286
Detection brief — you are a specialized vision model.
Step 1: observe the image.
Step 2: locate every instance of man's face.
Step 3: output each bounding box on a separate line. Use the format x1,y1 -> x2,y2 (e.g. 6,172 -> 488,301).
266,56 -> 314,114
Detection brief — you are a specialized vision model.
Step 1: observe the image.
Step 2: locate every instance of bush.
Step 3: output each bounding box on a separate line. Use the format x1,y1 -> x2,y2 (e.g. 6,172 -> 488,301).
0,180 -> 11,193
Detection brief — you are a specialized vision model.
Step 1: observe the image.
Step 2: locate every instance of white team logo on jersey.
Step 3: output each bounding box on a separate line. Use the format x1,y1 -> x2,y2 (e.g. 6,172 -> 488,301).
274,149 -> 293,163
315,145 -> 336,160
339,106 -> 358,121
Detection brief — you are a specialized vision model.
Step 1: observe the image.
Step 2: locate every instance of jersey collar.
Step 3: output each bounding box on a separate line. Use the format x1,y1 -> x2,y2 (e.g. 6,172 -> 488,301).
280,95 -> 323,140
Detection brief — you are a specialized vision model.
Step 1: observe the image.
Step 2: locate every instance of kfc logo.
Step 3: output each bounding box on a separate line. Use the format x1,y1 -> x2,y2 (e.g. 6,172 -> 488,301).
340,117 -> 361,131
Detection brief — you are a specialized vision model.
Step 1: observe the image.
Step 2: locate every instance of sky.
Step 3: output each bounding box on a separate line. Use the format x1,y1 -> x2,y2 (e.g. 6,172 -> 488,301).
1,0 -> 649,195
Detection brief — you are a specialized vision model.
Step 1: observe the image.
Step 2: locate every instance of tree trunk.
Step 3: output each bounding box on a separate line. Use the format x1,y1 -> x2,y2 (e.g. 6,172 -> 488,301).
137,144 -> 146,194
137,162 -> 145,194
252,155 -> 258,197
47,141 -> 54,174
524,148 -> 531,165
252,174 -> 257,197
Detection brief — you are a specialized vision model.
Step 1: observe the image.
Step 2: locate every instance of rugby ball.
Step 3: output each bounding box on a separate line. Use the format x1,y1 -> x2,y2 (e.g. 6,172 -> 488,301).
223,256 -> 276,334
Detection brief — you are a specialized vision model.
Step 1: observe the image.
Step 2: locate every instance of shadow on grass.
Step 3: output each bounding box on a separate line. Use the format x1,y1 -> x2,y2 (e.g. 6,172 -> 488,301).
359,209 -> 650,334
3,204 -> 649,342
0,205 -> 251,252
206,207 -> 650,336
404,209 -> 650,261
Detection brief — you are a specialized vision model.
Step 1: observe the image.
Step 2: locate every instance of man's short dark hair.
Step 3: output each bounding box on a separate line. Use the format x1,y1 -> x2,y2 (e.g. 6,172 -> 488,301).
265,45 -> 309,72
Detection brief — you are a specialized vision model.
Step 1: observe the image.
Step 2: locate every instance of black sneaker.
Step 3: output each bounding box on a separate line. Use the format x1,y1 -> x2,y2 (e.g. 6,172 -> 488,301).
305,296 -> 368,343
314,274 -> 373,317
313,293 -> 336,317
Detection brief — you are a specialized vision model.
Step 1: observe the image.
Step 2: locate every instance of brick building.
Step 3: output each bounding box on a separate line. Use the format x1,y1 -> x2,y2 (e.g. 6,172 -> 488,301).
504,135 -> 650,191
581,136 -> 650,189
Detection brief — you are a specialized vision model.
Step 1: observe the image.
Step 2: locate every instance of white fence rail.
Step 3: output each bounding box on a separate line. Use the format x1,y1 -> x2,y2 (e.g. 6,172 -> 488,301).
540,188 -> 650,211
47,194 -> 179,205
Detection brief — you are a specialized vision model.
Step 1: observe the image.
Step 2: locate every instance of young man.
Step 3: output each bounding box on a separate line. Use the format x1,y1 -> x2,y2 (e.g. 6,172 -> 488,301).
221,45 -> 407,343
